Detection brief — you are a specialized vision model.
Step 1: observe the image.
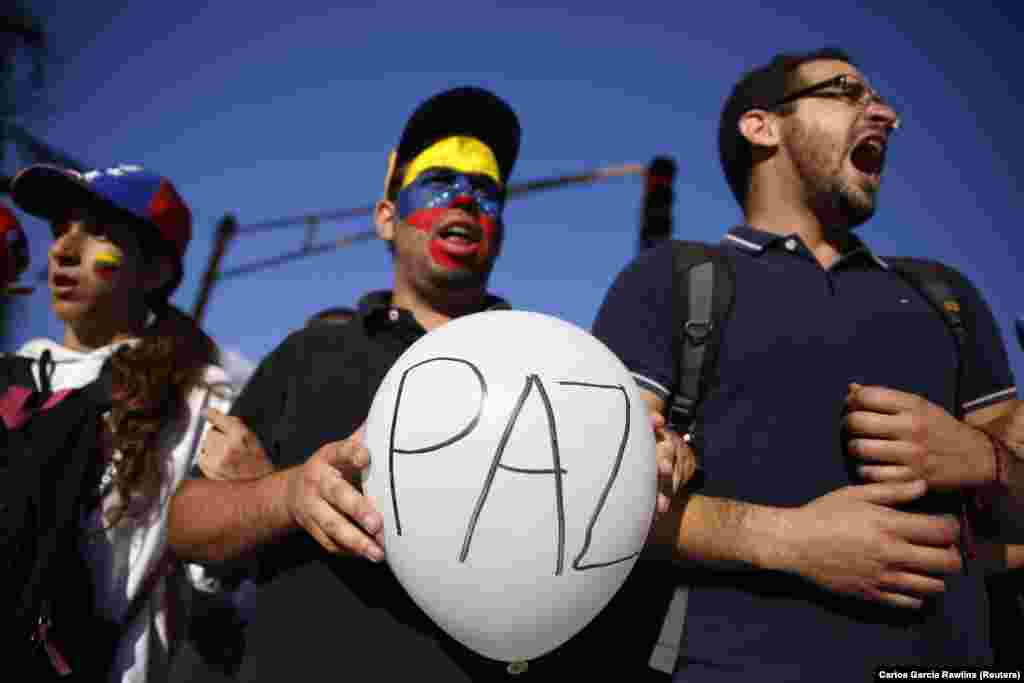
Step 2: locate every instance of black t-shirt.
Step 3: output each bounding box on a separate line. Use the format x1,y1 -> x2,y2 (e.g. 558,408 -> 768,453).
172,292 -> 676,682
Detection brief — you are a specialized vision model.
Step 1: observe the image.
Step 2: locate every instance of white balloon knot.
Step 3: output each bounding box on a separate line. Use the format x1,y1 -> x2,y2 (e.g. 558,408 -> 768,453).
507,660 -> 529,675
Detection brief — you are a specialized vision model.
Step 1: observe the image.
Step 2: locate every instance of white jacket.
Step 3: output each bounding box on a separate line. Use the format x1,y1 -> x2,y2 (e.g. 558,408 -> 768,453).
17,338 -> 233,683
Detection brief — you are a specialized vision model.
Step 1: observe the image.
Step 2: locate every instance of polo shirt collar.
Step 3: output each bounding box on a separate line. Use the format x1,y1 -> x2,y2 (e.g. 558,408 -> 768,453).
723,225 -> 889,270
357,290 -> 511,332
723,225 -> 778,253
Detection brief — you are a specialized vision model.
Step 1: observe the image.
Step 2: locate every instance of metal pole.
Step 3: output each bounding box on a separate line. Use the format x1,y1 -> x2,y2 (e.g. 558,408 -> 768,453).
192,213 -> 237,325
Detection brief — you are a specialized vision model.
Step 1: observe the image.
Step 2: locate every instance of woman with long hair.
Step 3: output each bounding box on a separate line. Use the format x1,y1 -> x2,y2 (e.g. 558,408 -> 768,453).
7,163 -> 232,682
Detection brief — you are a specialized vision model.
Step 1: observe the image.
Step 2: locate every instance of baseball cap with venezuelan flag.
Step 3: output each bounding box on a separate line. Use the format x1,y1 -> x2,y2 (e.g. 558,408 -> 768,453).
10,163 -> 192,293
385,86 -> 521,197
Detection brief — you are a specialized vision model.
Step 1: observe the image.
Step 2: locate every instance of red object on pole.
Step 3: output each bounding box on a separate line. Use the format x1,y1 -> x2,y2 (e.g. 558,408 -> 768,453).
1,203 -> 31,295
638,156 -> 677,251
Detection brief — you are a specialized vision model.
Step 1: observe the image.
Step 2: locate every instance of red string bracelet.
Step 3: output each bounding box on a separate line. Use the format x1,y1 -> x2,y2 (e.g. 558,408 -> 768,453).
972,430 -> 1012,517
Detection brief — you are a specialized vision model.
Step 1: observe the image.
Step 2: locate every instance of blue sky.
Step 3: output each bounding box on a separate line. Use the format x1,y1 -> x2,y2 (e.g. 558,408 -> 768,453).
5,0 -> 1022,384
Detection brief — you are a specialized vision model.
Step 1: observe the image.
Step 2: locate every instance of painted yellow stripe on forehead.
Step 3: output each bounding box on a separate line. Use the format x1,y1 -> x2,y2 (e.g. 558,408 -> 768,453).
401,136 -> 501,190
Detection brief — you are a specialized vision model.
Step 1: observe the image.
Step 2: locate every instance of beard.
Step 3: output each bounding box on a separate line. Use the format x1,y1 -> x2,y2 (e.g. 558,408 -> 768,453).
429,261 -> 493,291
393,232 -> 497,304
785,120 -> 878,231
811,175 -> 876,232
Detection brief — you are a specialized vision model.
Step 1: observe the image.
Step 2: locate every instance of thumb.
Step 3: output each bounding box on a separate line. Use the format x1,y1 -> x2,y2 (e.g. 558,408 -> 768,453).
321,438 -> 370,472
203,406 -> 227,424
842,479 -> 927,506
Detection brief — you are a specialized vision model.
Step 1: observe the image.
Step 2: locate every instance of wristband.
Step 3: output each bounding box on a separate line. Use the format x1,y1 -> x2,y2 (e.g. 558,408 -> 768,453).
984,430 -> 1012,490
972,430 -> 1012,516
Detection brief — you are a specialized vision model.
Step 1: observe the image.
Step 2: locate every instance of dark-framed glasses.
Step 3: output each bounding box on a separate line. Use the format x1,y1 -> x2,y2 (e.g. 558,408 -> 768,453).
771,74 -> 901,129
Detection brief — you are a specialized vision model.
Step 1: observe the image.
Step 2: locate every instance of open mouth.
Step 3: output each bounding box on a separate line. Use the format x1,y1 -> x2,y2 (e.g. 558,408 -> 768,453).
850,134 -> 887,179
429,218 -> 487,269
436,221 -> 482,246
50,270 -> 81,297
52,273 -> 78,288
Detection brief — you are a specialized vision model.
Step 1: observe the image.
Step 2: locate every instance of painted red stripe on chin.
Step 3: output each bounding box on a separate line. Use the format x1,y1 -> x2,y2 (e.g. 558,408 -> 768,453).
430,240 -> 461,270
404,208 -> 499,270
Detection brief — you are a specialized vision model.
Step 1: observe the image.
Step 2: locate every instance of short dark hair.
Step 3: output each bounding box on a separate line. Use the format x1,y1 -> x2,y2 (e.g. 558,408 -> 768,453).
718,47 -> 855,206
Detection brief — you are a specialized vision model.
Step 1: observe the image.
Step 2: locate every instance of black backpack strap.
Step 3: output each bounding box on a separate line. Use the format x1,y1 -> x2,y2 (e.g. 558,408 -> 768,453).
0,355 -> 37,451
885,258 -> 967,418
0,354 -> 37,394
668,241 -> 734,443
886,258 -> 982,576
888,257 -> 1024,650
650,241 -> 734,675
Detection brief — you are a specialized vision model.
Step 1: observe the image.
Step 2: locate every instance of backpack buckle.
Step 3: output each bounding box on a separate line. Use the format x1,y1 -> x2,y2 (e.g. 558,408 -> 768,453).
683,319 -> 712,344
668,395 -> 696,430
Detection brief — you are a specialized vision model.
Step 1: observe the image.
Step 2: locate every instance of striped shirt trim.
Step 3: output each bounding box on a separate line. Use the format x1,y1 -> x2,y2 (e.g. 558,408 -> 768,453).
963,386 -> 1017,412
724,233 -> 764,252
632,373 -> 671,399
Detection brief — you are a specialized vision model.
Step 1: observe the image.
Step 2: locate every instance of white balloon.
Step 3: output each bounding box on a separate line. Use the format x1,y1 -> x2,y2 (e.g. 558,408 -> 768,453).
363,310 -> 657,664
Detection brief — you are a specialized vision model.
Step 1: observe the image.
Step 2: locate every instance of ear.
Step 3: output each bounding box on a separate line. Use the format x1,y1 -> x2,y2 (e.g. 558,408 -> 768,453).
738,109 -> 780,149
375,199 -> 397,243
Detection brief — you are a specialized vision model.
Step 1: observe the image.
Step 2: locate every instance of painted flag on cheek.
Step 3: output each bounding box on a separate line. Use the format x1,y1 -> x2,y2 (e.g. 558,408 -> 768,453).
93,249 -> 122,281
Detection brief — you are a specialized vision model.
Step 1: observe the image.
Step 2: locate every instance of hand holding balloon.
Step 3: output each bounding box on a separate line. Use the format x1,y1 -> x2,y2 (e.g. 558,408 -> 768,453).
199,408 -> 275,481
652,411 -> 695,515
284,425 -> 385,562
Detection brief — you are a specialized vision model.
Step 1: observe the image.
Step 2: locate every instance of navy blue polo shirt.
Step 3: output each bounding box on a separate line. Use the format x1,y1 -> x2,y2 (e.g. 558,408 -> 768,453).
592,226 -> 1016,682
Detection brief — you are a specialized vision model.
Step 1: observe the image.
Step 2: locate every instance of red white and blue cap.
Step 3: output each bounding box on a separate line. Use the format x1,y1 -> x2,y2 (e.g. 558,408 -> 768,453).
10,163 -> 192,263
0,204 -> 28,287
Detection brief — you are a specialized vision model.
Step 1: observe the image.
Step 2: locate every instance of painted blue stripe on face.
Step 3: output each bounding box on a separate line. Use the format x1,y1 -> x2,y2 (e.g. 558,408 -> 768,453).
397,169 -> 504,221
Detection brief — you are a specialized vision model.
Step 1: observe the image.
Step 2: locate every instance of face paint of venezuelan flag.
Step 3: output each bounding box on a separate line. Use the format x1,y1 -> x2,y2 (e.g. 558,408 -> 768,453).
396,137 -> 505,270
92,248 -> 122,281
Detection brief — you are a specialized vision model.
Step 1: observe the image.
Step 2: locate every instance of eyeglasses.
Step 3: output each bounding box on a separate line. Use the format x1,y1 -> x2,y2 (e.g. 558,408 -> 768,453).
770,74 -> 900,129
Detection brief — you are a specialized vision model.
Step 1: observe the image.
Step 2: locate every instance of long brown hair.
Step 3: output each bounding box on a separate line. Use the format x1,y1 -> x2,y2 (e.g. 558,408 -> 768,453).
103,241 -> 219,527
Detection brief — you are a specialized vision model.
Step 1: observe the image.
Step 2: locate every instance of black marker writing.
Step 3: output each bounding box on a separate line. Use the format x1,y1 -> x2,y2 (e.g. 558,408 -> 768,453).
389,357 -> 486,536
459,374 -> 568,576
559,381 -> 641,571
